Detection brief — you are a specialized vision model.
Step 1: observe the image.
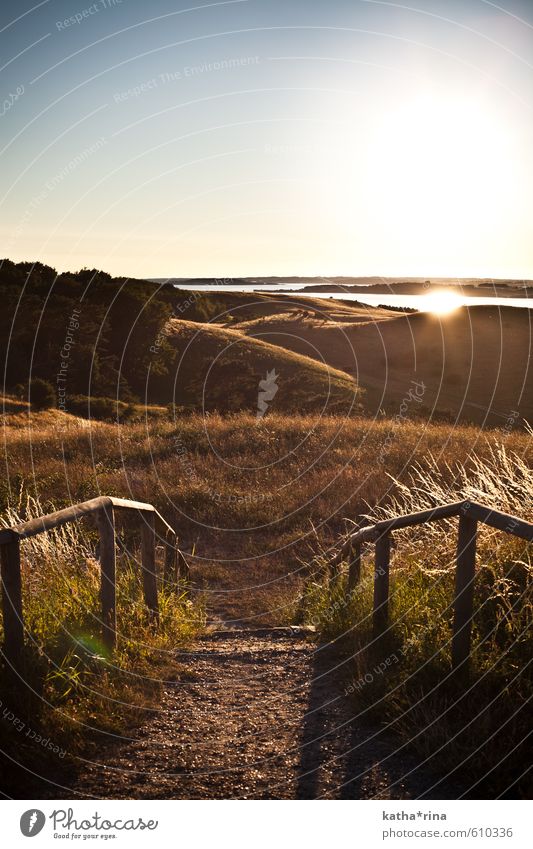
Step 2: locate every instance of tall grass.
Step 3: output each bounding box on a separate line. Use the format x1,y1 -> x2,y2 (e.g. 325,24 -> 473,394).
0,490 -> 204,778
1,409 -> 531,793
365,437 -> 532,566
1,408 -> 530,626
302,442 -> 532,797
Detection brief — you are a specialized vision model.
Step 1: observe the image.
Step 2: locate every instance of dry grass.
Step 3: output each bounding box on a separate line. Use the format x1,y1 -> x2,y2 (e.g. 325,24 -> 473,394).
0,488 -> 204,787
363,435 -> 533,568
302,443 -> 532,797
1,408 -> 530,623
0,406 -> 531,794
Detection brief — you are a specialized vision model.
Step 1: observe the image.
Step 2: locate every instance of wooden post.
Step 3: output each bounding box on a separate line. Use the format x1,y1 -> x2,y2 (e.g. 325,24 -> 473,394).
177,549 -> 190,589
164,532 -> 177,588
347,541 -> 361,595
97,504 -> 116,650
452,514 -> 478,670
373,532 -> 391,637
0,538 -> 24,667
140,512 -> 159,622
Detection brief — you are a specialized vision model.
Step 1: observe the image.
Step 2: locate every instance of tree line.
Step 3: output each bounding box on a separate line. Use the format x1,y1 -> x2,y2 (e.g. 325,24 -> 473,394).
0,259 -> 178,411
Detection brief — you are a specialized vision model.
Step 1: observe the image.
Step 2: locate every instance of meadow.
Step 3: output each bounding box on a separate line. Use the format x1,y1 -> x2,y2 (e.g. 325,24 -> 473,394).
2,407 -> 529,619
0,405 -> 531,794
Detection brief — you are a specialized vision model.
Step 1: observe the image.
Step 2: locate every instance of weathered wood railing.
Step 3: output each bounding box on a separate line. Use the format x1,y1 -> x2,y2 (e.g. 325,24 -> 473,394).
330,500 -> 533,669
0,496 -> 189,670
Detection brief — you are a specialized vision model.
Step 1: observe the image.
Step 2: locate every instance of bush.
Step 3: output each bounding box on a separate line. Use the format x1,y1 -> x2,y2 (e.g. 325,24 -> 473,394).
88,396 -> 116,420
29,378 -> 55,410
68,395 -> 117,421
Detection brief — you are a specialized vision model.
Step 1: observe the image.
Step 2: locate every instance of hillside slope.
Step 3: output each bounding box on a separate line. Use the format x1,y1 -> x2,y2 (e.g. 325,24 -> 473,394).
162,318 -> 360,415
231,305 -> 532,426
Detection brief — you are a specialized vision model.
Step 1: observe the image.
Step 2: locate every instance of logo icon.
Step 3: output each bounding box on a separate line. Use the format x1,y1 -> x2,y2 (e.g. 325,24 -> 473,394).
257,369 -> 279,419
20,810 -> 46,837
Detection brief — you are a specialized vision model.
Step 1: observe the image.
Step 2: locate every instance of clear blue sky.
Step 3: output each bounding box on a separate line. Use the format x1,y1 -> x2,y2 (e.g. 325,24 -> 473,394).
1,0 -> 532,278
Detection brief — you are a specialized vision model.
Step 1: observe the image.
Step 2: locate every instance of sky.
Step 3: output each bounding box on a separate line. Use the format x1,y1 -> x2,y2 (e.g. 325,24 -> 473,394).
1,0 -> 532,279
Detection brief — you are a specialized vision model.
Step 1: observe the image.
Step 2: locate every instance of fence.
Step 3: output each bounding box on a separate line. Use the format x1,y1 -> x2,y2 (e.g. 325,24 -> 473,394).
329,499 -> 533,669
2,495 -> 531,675
0,496 -> 188,671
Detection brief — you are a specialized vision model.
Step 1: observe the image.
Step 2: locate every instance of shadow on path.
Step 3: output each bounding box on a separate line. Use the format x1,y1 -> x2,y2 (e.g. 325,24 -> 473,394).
296,640 -> 459,799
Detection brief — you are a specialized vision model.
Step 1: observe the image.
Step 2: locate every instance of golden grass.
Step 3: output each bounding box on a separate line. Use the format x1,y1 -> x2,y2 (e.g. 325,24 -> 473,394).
1,408 -> 530,624
0,407 -> 531,793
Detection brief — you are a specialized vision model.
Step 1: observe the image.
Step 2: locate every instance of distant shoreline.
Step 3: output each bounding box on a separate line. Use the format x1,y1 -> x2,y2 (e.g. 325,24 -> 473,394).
151,277 -> 533,299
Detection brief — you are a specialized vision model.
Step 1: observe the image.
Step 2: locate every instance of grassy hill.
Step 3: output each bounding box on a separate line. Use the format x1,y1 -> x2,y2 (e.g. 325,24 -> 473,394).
2,259 -> 530,426
0,261 -> 368,416
230,303 -> 533,426
161,318 -> 360,415
1,261 -> 531,799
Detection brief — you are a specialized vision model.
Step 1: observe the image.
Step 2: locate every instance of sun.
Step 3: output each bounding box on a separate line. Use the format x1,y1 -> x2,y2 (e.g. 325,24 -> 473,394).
422,290 -> 462,315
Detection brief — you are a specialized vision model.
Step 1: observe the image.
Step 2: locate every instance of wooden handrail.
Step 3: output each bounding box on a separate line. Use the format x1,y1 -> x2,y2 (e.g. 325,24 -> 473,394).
0,496 -> 188,670
0,495 -> 175,543
331,499 -> 532,670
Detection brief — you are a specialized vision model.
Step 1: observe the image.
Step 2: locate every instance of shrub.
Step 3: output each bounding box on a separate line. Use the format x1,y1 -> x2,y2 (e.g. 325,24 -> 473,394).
67,394 -> 117,421
88,396 -> 116,420
29,378 -> 55,410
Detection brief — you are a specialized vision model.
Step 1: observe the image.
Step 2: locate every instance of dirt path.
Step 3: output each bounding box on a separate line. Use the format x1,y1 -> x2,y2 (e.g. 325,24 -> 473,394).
49,627 -> 458,800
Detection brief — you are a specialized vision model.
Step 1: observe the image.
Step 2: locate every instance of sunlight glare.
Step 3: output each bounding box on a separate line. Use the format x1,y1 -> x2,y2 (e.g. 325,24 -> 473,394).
422,289 -> 463,315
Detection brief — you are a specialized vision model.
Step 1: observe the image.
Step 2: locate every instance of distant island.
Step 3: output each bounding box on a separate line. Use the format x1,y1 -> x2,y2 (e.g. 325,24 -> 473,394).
151,276 -> 533,299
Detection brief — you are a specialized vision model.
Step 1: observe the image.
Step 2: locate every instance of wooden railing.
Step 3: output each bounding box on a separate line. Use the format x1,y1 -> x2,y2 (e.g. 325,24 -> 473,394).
2,495 -> 531,676
329,500 -> 533,669
0,496 -> 189,670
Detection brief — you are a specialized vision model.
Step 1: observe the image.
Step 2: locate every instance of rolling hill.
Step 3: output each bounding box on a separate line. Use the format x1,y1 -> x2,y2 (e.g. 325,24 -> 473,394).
162,318 -> 361,416
227,303 -> 532,426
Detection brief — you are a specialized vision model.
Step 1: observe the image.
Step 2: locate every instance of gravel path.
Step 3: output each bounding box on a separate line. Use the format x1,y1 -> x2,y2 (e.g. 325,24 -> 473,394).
53,627 -> 457,800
